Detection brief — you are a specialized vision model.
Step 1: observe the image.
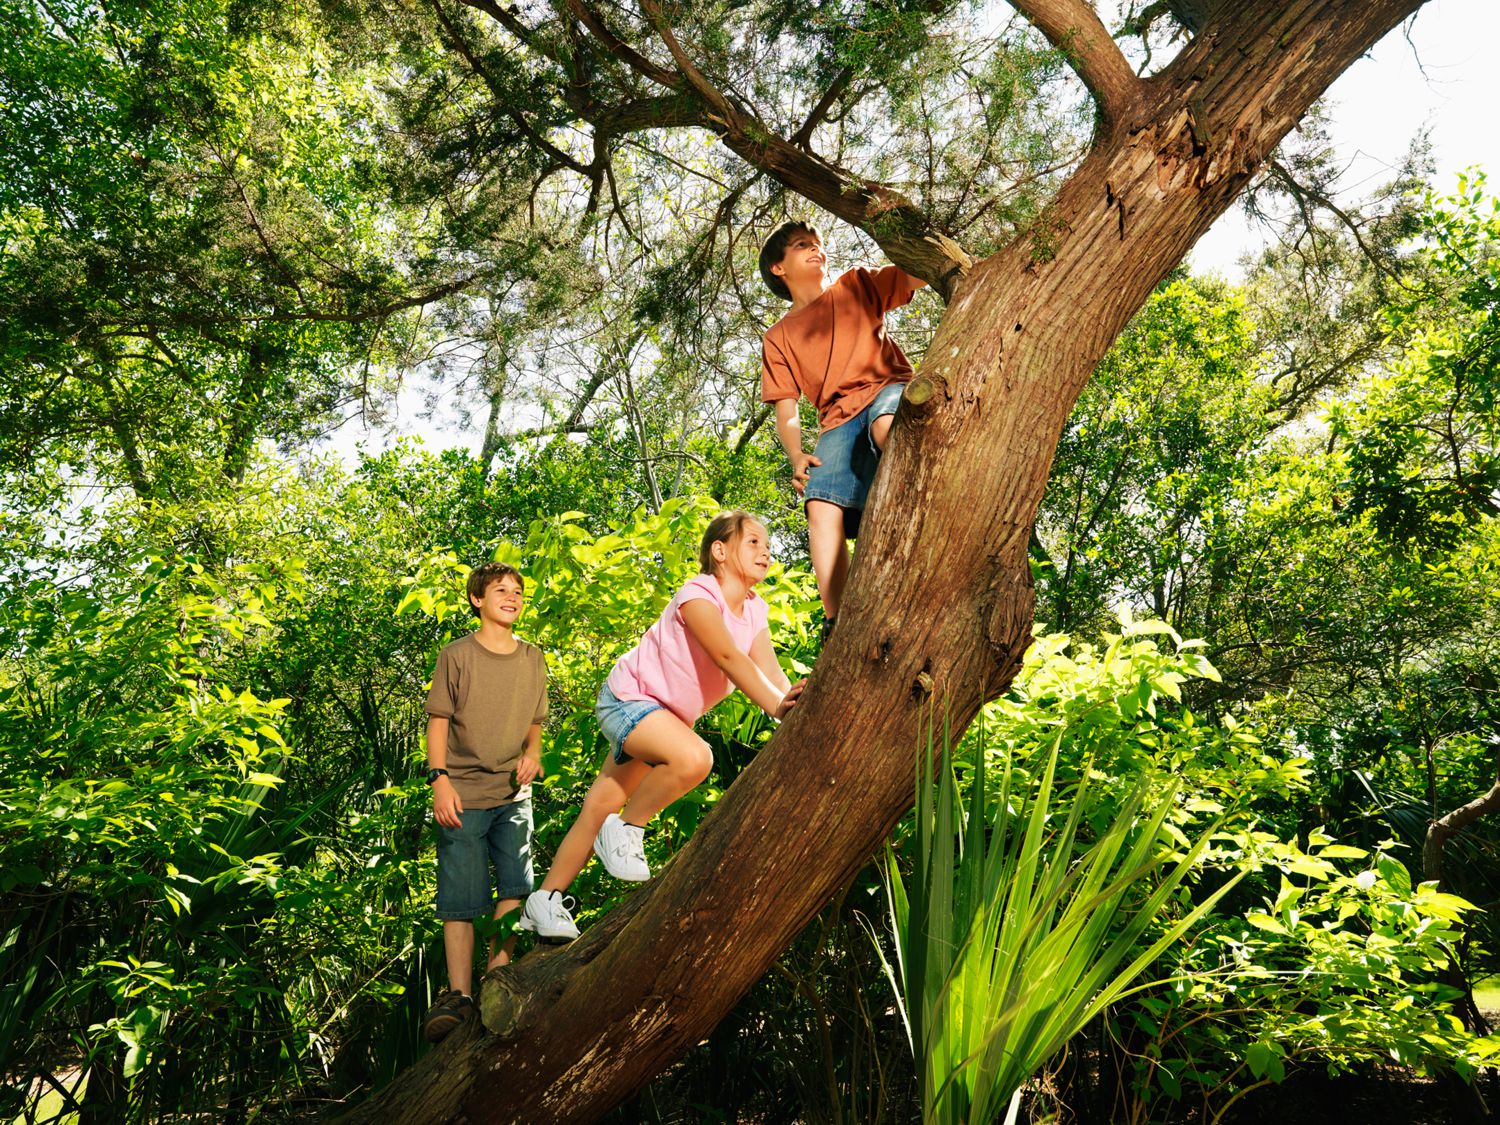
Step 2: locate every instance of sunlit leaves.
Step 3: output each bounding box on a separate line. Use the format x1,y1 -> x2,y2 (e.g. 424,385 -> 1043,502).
1332,172 -> 1500,552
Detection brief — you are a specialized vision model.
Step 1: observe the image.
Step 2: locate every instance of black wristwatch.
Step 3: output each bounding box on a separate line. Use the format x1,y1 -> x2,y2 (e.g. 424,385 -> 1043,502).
426,767 -> 449,785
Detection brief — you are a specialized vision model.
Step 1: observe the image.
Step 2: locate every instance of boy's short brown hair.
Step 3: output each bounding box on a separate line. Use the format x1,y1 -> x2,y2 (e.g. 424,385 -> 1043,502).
759,220 -> 821,301
467,562 -> 524,617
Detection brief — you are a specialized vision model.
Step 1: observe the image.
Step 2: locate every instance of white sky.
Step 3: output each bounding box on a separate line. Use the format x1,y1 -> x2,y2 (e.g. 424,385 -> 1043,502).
1189,0 -> 1500,276
324,0 -> 1500,459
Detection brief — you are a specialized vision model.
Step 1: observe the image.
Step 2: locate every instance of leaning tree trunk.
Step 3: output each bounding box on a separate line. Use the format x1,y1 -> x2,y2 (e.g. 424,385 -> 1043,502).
337,3 -> 1428,1120
1423,757 -> 1500,893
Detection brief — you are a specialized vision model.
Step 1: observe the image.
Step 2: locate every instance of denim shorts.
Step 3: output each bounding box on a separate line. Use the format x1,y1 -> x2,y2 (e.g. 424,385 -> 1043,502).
596,681 -> 665,766
434,799 -> 534,919
804,382 -> 905,537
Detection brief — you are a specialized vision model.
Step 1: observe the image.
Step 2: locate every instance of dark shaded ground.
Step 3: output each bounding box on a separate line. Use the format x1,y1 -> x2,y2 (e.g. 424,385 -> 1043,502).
598,1004 -> 1500,1124
1219,1065 -> 1495,1125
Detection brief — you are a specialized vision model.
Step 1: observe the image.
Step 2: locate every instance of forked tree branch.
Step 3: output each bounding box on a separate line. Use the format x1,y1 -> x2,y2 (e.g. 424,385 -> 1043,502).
1008,0 -> 1141,130
462,0 -> 973,295
638,0 -> 735,121
791,66 -> 855,149
566,0 -> 680,89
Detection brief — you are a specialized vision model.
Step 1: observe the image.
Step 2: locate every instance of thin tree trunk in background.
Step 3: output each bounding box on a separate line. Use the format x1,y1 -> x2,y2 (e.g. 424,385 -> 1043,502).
1423,757 -> 1500,892
334,3 -> 1430,1121
1423,750 -> 1498,1039
478,387 -> 506,473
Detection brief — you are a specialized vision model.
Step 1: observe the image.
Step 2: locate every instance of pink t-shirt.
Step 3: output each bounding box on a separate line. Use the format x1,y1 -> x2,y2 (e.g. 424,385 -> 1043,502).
606,574 -> 771,725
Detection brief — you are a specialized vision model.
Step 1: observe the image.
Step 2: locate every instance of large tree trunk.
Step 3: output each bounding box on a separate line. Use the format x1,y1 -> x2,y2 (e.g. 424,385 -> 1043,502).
337,2 -> 1428,1120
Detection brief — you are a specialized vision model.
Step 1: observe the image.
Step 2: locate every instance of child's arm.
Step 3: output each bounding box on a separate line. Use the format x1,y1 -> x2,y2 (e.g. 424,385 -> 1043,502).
682,601 -> 799,719
515,722 -> 543,786
774,399 -> 820,495
859,265 -> 926,313
749,628 -> 791,693
427,715 -> 463,828
750,627 -> 807,717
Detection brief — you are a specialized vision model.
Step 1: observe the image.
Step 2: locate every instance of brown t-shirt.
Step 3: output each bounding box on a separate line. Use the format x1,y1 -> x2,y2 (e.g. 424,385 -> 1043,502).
425,634 -> 548,808
760,265 -> 920,432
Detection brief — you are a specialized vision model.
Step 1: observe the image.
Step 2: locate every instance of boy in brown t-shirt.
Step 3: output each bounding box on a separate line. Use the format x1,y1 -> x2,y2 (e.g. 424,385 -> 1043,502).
759,220 -> 926,634
419,562 -> 548,1042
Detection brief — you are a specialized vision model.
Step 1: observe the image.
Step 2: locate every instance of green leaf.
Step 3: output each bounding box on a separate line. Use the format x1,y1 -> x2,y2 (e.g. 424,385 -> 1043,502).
1245,1041 -> 1274,1080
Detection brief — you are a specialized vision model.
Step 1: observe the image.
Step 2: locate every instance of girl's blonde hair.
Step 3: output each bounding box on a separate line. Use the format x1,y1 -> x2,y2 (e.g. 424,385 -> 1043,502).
699,511 -> 757,575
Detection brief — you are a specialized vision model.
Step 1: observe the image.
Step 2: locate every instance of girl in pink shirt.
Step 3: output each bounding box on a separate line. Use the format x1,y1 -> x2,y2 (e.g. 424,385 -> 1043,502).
519,512 -> 805,941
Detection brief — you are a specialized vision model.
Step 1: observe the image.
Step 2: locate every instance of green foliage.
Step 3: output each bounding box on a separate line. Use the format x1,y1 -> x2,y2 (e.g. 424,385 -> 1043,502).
1332,171 -> 1500,550
0,461 -> 820,1118
1039,276 -> 1273,635
0,0 -> 561,499
1,556 -> 313,1116
872,623 -> 1493,1123
1034,189 -> 1500,1019
881,642 -> 1241,1125
1116,835 -> 1489,1123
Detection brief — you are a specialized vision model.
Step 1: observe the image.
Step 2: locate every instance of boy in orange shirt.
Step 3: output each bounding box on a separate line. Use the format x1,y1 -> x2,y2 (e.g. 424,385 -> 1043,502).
758,221 -> 926,635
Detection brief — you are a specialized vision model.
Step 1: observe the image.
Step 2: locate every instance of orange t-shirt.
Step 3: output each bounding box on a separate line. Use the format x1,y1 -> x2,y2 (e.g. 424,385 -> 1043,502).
760,266 -> 919,432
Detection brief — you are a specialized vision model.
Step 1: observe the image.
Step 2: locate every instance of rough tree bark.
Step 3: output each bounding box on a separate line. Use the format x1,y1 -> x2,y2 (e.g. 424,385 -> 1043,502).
337,2 -> 1430,1120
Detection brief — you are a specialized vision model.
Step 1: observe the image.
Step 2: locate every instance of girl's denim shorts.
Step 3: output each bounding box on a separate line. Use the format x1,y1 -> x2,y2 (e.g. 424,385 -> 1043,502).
596,681 -> 665,765
803,382 -> 905,536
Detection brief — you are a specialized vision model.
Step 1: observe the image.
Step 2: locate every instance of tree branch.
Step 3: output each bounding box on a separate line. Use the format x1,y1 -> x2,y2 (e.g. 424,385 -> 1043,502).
430,0 -> 591,175
1008,0 -> 1141,130
714,129 -> 973,298
457,0 -> 565,64
790,66 -> 855,150
553,3 -> 973,296
1424,756 -> 1500,891
732,403 -> 773,455
565,0 -> 680,90
1265,158 -> 1405,286
637,0 -> 734,120
590,94 -> 705,135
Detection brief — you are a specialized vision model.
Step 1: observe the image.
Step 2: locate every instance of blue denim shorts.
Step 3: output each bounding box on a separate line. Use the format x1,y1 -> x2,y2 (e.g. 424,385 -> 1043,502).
435,799 -> 534,919
804,382 -> 905,537
596,681 -> 665,766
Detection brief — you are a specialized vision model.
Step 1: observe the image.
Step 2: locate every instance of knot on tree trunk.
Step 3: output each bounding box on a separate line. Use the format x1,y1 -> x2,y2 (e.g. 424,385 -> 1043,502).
901,373 -> 947,414
480,966 -> 533,1036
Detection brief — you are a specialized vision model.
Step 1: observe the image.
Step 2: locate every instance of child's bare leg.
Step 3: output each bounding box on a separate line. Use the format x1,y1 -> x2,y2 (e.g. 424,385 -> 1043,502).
806,499 -> 851,620
617,710 -> 713,825
539,757 -> 650,892
488,898 -> 520,969
872,412 -> 895,450
443,920 -> 476,995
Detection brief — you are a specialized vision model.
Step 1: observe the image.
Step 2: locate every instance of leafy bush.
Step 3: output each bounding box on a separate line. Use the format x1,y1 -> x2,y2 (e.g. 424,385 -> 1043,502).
875,620 -> 1494,1124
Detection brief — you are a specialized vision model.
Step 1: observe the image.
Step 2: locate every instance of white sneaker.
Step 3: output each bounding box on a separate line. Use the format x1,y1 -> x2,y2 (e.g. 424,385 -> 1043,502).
593,813 -> 650,881
518,890 -> 579,942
